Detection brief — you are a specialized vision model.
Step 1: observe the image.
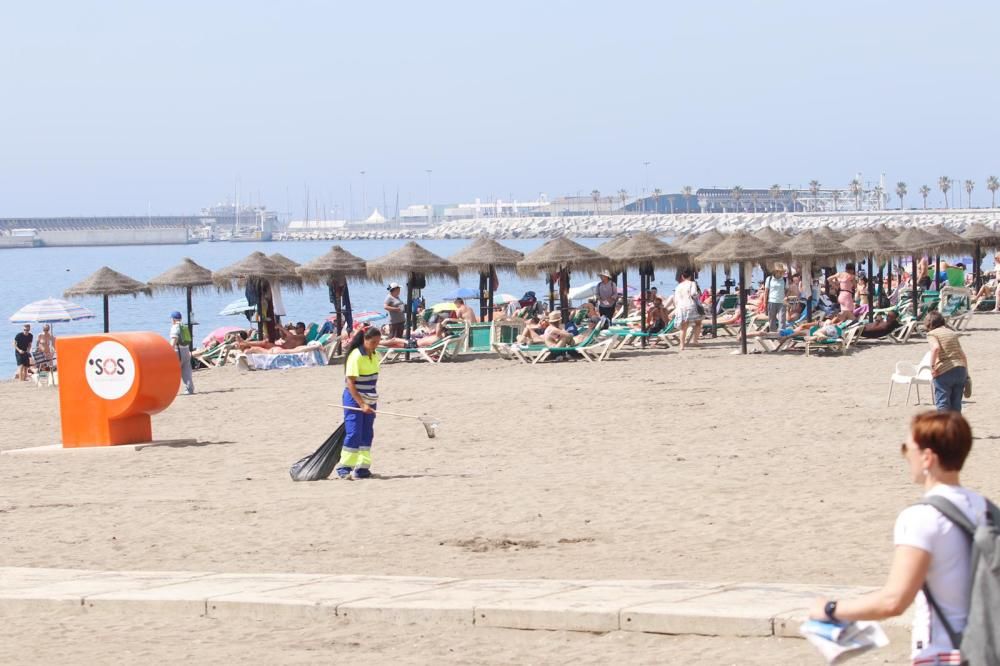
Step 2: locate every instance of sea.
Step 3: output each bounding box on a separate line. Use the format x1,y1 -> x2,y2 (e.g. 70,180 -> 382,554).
2,238 -> 734,378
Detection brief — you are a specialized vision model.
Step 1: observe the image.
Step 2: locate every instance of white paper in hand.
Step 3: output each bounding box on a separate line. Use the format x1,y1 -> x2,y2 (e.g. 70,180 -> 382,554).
800,620 -> 889,664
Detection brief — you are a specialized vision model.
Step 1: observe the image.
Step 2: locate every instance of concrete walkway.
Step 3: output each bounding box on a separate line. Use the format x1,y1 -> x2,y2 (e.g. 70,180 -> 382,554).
0,567 -> 910,640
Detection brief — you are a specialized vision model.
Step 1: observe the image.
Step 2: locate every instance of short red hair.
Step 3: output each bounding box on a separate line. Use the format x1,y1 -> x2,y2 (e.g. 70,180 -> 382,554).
911,411 -> 973,471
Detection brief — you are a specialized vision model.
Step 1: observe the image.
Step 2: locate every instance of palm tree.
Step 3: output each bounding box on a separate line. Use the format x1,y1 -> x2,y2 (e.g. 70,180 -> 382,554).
938,176 -> 951,209
873,185 -> 886,210
591,189 -> 601,214
682,185 -> 693,213
831,189 -> 842,211
919,185 -> 931,209
750,192 -> 760,213
964,180 -> 975,208
808,180 -> 820,211
849,178 -> 862,210
790,190 -> 799,211
618,189 -> 628,211
987,176 -> 1000,208
895,182 -> 907,209
730,185 -> 743,213
769,184 -> 782,211
652,187 -> 663,214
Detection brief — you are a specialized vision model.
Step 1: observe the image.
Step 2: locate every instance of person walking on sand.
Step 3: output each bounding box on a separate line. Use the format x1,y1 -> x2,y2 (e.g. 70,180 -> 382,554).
809,411 -> 995,666
384,283 -> 405,338
674,269 -> 702,351
764,263 -> 787,332
596,272 -> 618,321
336,326 -> 382,480
34,324 -> 54,363
925,311 -> 968,413
12,324 -> 32,381
168,311 -> 195,395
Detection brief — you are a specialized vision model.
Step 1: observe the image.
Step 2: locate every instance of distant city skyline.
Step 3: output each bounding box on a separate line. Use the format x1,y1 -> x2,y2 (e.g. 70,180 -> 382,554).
2,1 -> 998,218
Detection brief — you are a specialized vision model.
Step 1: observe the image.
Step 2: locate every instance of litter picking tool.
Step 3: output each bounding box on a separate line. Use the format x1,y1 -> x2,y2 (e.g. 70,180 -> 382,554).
335,404 -> 440,439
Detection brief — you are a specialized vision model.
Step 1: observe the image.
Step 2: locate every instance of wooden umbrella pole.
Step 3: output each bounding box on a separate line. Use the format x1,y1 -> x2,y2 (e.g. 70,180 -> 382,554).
710,264 -> 718,338
103,294 -> 110,333
639,271 -> 647,348
974,241 -> 981,290
867,253 -> 874,322
559,268 -> 570,322
621,271 -> 628,318
911,256 -> 919,318
547,275 -> 555,313
487,267 -> 495,323
805,262 -> 813,321
934,255 -> 941,290
256,282 -> 265,340
738,263 -> 748,355
478,272 -> 488,321
186,287 -> 195,351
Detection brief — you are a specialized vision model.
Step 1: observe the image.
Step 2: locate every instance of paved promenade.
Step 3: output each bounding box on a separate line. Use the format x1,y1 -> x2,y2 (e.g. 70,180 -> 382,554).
0,567 -> 910,641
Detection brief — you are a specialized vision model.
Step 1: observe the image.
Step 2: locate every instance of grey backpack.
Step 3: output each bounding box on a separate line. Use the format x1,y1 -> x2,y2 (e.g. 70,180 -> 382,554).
920,495 -> 1000,666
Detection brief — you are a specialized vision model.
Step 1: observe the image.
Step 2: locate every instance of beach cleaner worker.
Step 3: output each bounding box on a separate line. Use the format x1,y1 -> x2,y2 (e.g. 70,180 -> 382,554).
169,311 -> 195,395
335,326 -> 382,480
384,283 -> 405,338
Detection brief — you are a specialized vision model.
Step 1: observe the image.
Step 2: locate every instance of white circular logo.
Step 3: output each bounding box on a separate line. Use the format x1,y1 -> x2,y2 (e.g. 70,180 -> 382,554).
85,341 -> 136,400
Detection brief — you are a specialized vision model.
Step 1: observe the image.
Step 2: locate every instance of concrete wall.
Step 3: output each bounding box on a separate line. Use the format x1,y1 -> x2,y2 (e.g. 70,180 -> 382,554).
38,228 -> 190,247
0,236 -> 37,249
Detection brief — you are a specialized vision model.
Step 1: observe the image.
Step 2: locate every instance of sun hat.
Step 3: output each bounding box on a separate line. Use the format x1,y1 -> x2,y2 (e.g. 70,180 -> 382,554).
547,311 -> 562,323
598,271 -> 612,279
387,282 -> 401,290
170,311 -> 183,320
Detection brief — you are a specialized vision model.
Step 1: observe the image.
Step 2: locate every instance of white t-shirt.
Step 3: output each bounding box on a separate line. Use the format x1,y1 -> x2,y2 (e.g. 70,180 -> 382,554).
674,281 -> 698,309
169,322 -> 181,346
893,484 -> 987,661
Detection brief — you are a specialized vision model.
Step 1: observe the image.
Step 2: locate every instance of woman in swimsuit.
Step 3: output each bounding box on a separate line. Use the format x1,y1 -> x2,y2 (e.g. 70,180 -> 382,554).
828,263 -> 857,320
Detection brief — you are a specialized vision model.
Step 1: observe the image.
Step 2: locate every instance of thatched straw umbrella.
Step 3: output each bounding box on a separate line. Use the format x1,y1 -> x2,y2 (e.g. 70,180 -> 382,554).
448,237 -> 524,322
296,246 -> 369,337
780,231 -> 851,319
366,241 -> 459,341
269,253 -> 301,271
595,236 -> 631,316
754,226 -> 789,247
147,258 -> 215,350
64,266 -> 151,333
961,223 -> 1000,289
677,230 -> 727,335
214,252 -> 300,340
842,230 -> 903,322
605,232 -> 683,346
895,227 -> 947,318
817,226 -> 849,243
517,237 -> 606,321
695,231 -> 785,355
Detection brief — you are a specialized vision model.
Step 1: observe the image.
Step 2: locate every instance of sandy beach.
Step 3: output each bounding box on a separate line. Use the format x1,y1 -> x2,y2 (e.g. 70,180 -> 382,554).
2,317 -> 998,663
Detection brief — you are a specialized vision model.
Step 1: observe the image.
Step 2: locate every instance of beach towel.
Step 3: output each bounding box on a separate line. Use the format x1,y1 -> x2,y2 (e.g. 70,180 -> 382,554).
243,347 -> 326,370
289,424 -> 345,481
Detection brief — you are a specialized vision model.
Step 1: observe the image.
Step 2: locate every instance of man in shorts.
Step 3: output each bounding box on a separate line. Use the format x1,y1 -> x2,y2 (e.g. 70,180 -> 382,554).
13,324 -> 33,382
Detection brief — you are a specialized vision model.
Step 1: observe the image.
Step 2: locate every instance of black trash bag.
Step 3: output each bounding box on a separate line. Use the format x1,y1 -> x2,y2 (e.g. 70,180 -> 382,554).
289,423 -> 345,481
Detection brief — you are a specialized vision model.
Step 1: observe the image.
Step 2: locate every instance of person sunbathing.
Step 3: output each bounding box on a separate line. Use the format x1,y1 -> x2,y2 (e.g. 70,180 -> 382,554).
451,298 -> 478,323
860,311 -> 902,339
238,323 -> 307,351
379,322 -> 452,349
516,317 -> 549,344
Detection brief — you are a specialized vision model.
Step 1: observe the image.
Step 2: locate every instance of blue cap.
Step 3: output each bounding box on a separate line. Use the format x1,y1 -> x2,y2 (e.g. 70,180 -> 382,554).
170,311 -> 183,320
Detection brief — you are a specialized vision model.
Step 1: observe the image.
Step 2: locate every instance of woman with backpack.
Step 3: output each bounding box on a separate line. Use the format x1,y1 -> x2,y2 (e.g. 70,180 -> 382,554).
809,411 -> 997,665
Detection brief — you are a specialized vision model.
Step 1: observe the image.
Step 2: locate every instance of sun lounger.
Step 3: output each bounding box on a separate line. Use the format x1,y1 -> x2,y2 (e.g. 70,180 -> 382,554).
30,350 -> 57,387
378,334 -> 463,364
508,327 -> 614,365
803,322 -> 863,356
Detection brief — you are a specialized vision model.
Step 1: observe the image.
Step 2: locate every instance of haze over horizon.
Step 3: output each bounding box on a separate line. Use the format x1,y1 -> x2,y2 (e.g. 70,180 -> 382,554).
2,0 -> 998,218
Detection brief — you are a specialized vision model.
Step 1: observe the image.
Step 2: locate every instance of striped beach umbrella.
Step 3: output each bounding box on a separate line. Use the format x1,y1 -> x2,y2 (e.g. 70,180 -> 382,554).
9,298 -> 95,325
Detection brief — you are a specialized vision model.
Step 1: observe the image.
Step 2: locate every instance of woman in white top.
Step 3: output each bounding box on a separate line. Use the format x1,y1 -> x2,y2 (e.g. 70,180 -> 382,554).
810,411 -> 989,665
673,268 -> 702,351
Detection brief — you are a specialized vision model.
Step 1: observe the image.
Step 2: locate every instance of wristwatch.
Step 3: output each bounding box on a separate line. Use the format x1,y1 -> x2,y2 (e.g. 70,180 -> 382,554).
824,600 -> 839,622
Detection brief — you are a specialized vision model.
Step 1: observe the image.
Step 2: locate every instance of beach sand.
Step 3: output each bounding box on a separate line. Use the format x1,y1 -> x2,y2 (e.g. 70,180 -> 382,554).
2,318 -> 997,662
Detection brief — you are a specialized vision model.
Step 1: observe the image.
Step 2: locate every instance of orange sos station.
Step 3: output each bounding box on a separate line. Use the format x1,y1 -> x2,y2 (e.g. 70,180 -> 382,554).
56,333 -> 180,447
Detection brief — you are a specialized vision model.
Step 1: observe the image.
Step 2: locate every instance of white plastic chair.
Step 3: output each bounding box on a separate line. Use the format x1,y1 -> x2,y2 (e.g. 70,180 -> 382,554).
887,362 -> 932,406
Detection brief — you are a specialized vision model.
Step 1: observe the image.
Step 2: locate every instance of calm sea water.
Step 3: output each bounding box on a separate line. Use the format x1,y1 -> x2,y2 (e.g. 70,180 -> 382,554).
1,238 -> 719,378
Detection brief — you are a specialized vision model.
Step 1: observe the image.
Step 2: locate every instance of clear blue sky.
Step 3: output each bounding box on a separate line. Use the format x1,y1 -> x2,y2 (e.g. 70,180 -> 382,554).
1,0 -> 997,217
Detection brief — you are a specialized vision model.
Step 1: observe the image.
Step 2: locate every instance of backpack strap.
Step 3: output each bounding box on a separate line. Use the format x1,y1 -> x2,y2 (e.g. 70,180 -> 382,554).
917,495 -> 979,651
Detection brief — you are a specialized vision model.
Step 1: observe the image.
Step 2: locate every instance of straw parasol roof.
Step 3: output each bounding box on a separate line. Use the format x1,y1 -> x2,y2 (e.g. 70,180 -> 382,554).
677,229 -> 725,257
753,226 -> 789,247
895,227 -> 947,253
516,236 -> 606,277
295,245 -> 368,285
817,226 -> 849,243
447,237 -> 524,273
780,230 -> 852,262
926,224 -> 974,254
604,232 -> 682,269
146,258 -> 215,293
213,251 -> 301,287
366,241 -> 459,283
594,236 -> 629,256
842,229 -> 902,257
64,266 -> 151,298
694,230 -> 785,265
961,222 -> 1000,246
268,253 -> 301,271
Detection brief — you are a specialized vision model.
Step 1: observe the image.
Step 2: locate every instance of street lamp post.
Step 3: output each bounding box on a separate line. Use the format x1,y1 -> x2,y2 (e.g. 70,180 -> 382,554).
425,169 -> 432,225
643,161 -> 651,213
360,170 -> 367,217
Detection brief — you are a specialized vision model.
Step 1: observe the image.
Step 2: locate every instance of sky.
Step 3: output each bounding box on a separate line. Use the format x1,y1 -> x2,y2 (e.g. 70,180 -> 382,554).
1,0 -> 999,218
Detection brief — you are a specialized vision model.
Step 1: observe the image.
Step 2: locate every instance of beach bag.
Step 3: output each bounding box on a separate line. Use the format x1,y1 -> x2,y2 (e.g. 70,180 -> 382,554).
177,324 -> 192,346
919,495 -> 1000,666
289,424 -> 346,482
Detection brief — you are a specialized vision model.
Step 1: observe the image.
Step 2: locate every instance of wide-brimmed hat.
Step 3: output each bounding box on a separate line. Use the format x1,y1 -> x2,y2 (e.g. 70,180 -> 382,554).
387,282 -> 401,291
598,271 -> 612,279
547,311 -> 562,323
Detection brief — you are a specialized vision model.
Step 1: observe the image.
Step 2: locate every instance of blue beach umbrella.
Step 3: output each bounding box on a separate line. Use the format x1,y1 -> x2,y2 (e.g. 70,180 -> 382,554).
440,286 -> 480,300
10,297 -> 95,326
219,297 -> 253,316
